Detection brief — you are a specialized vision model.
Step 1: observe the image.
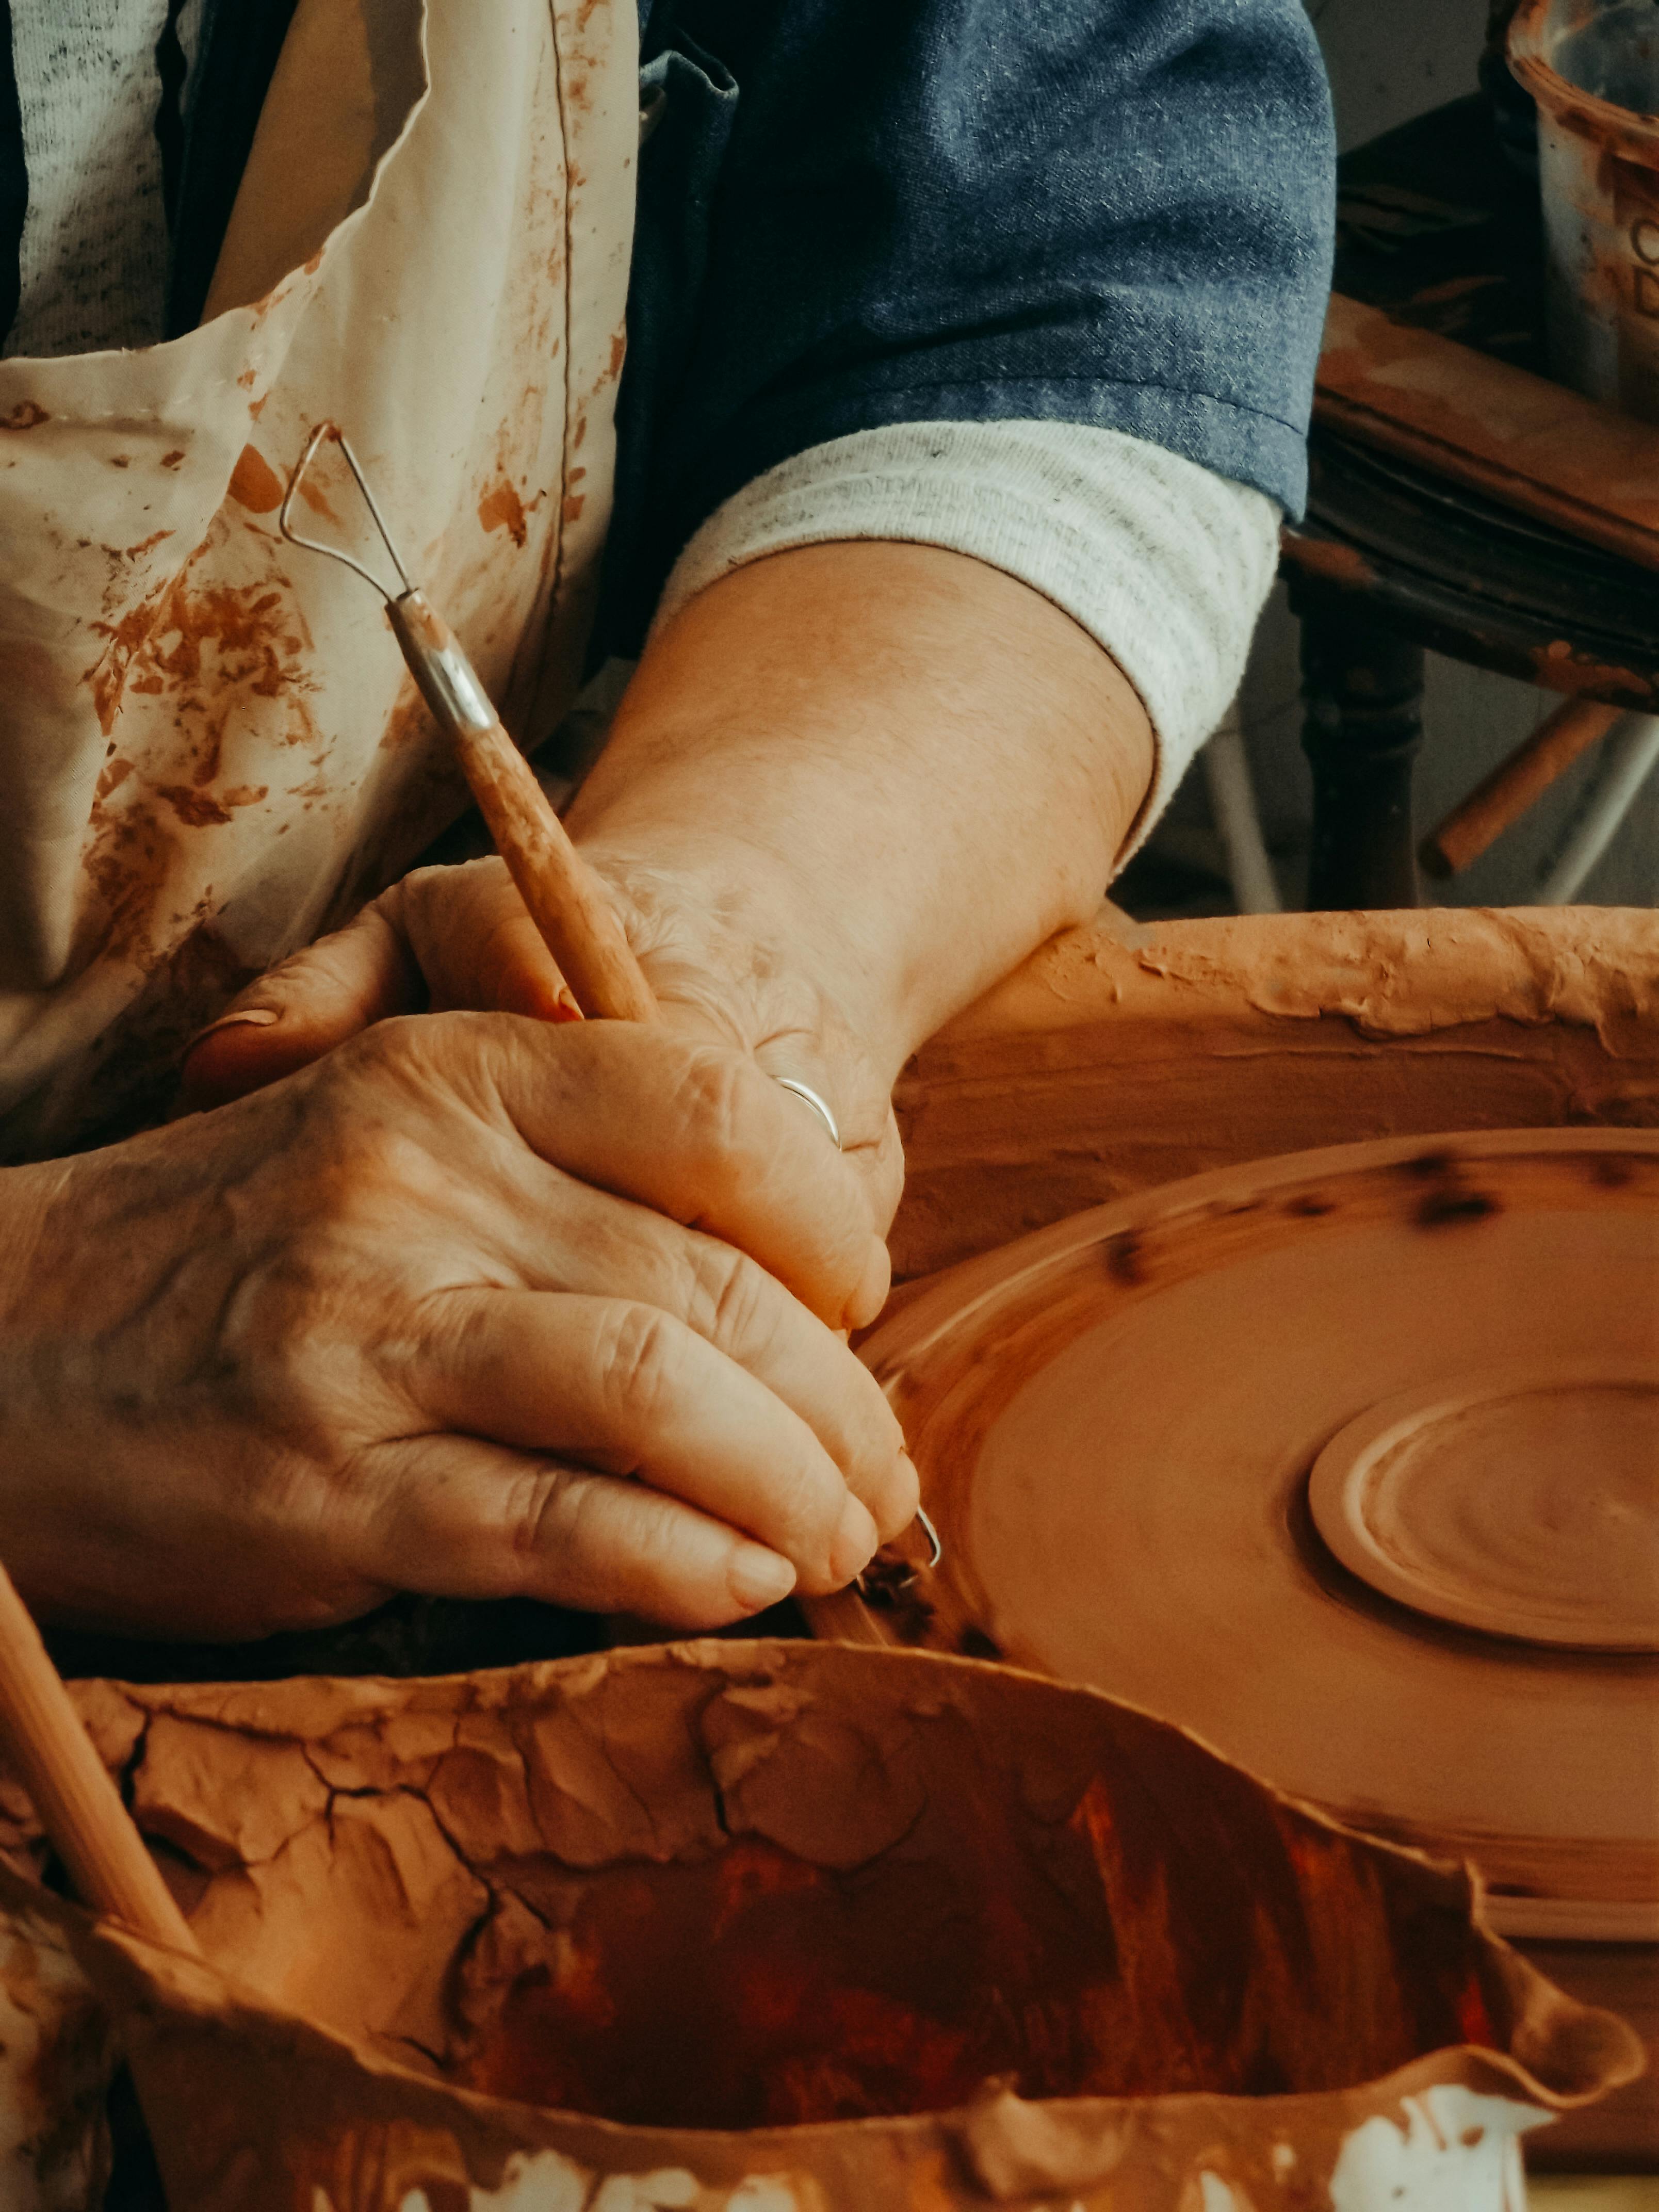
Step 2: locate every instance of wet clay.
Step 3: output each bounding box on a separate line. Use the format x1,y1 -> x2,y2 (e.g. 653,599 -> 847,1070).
819,1129 -> 1659,2166
0,1642 -> 1640,2211
827,1131 -> 1659,1929
1305,1363 -> 1659,1650
888,905 -> 1659,1280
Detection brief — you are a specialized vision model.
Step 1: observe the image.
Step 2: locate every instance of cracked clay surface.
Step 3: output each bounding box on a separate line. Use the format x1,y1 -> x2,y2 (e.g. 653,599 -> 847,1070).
0,1641 -> 1641,2210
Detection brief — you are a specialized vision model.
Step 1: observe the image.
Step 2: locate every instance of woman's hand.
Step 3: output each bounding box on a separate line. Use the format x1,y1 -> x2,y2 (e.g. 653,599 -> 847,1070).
181,854 -> 906,1233
0,1014 -> 915,1641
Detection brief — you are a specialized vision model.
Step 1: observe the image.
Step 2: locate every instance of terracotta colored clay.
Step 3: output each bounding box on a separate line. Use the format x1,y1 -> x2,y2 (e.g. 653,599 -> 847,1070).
818,1128 -> 1659,2164
0,1642 -> 1640,2210
1306,1361 -> 1659,1651
888,905 -> 1659,1281
0,1893 -> 113,2207
824,1129 -> 1659,1933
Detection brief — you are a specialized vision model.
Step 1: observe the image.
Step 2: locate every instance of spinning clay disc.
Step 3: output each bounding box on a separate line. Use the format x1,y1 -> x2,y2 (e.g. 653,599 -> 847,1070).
1306,1361 -> 1659,1652
812,1130 -> 1659,1945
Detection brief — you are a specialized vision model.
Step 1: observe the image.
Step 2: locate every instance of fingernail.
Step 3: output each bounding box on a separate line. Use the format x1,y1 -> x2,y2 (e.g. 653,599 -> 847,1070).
187,1005 -> 280,1051
729,1544 -> 797,1613
845,1237 -> 891,1331
833,1494 -> 880,1584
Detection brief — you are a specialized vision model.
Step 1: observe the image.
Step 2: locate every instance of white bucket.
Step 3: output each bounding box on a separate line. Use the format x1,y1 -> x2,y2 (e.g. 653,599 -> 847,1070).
1510,0 -> 1659,418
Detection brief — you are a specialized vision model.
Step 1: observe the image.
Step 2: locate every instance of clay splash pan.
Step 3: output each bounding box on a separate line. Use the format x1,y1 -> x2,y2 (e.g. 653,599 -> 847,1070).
0,1640 -> 1640,2211
814,1129 -> 1659,1945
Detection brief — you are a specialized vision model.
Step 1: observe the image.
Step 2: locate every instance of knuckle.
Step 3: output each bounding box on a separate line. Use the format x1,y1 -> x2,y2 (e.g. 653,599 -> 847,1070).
595,1301 -> 686,1430
683,1240 -> 775,1357
766,1461 -> 839,1562
505,1462 -> 578,1569
669,1049 -> 754,1183
217,1257 -> 362,1441
509,1463 -> 679,1615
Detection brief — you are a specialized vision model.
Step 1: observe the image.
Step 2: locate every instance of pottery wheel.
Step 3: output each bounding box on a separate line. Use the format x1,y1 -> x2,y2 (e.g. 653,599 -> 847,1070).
811,1131 -> 1659,1941
1307,1363 -> 1659,1651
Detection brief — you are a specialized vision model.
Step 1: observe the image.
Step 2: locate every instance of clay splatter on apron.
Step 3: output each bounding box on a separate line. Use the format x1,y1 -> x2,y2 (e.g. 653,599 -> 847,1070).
0,0 -> 637,1158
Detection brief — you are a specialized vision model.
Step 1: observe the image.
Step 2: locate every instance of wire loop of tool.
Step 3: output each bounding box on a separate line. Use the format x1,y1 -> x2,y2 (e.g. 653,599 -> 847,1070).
279,422 -> 416,603
854,1504 -> 944,1603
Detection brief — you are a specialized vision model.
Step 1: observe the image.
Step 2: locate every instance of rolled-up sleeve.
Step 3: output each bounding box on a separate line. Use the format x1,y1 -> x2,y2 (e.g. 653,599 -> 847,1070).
600,0 -> 1335,654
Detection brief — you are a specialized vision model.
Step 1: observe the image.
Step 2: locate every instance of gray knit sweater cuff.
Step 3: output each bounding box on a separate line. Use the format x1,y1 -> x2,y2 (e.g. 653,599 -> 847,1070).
653,419 -> 1281,867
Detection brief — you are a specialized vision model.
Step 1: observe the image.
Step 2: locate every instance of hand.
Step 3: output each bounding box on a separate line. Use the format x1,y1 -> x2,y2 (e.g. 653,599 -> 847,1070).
180,855 -> 906,1231
0,1014 -> 915,1640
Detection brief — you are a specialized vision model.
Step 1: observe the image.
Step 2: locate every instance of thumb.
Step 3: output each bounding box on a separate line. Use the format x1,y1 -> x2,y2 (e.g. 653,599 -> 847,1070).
177,898 -> 421,1111
176,861 -> 584,1113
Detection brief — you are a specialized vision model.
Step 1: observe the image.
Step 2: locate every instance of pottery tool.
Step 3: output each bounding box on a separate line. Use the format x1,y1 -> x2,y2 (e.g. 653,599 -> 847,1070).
280,426 -> 939,1575
279,424 -> 659,1026
0,1555 -> 196,1950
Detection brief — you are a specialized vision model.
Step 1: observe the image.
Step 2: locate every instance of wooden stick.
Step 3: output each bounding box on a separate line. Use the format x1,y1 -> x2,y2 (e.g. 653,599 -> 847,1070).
388,594 -> 660,1026
0,1561 -> 197,1950
1420,697 -> 1622,879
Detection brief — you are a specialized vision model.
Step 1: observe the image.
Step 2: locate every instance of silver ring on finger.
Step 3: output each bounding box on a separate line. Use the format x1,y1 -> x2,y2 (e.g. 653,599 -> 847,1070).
773,1076 -> 841,1151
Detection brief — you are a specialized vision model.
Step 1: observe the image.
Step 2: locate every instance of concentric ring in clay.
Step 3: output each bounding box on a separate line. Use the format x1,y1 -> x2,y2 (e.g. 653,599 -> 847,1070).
809,1130 -> 1659,1943
1306,1361 -> 1659,1652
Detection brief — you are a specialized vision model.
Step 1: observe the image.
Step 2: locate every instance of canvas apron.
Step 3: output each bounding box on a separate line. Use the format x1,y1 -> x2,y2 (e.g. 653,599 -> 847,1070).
0,0 -> 638,1160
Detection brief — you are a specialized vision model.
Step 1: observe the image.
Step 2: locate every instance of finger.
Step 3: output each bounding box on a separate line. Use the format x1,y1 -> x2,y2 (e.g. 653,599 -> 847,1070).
447,1194 -> 914,1539
349,1432 -> 800,1628
178,900 -> 422,1110
453,1017 -> 889,1328
409,1289 -> 879,1591
396,859 -> 580,1020
176,863 -> 581,1114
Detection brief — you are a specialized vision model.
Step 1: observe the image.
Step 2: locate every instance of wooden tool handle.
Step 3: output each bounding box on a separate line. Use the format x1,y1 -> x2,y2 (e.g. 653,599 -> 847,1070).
388,595 -> 659,1024
453,719 -> 660,1025
1421,697 -> 1621,879
0,1563 -> 197,1950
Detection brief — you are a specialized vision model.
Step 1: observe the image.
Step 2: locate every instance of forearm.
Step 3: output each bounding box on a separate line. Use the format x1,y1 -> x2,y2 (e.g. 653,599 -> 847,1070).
565,540 -> 1153,1086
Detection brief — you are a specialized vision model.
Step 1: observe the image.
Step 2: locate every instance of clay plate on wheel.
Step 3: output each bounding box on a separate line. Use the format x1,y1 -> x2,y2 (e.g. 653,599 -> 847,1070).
807,1130 -> 1659,1943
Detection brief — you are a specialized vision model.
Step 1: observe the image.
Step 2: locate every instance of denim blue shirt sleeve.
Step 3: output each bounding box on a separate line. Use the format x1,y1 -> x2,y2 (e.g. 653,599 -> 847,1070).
598,0 -> 1335,656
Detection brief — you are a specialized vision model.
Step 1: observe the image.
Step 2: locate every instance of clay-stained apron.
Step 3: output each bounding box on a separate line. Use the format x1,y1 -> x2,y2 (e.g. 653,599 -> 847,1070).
0,0 -> 637,1158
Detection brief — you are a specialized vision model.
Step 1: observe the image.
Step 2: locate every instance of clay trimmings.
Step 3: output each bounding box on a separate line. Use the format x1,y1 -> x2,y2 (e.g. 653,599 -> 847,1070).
0,1645 -> 1635,2140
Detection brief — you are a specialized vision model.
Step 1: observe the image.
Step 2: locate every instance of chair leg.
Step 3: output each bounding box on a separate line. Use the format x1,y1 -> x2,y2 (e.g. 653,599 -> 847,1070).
1297,598 -> 1425,910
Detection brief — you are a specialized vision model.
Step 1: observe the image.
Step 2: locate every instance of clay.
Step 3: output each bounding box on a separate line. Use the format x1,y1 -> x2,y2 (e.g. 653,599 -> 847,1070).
831,1128 -> 1659,1925
821,1128 -> 1659,2163
1306,1362 -> 1659,1650
0,1895 -> 114,2208
888,906 -> 1659,1280
0,1642 -> 1640,2210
